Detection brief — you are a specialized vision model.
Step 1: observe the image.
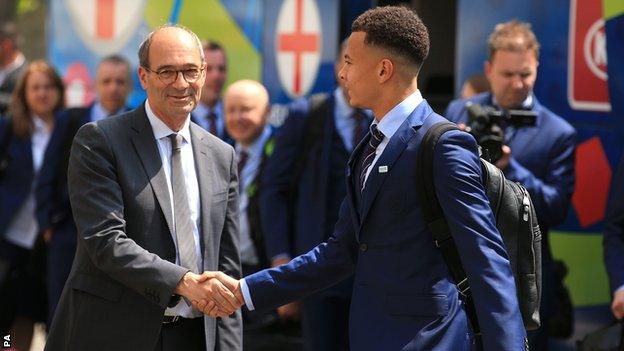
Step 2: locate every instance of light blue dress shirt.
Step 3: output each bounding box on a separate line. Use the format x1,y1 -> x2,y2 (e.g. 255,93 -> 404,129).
145,101 -> 203,318
362,90 -> 424,186
194,100 -> 225,137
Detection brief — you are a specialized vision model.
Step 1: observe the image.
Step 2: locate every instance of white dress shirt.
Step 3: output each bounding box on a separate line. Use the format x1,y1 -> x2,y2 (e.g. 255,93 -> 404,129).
4,115 -> 52,249
145,101 -> 203,318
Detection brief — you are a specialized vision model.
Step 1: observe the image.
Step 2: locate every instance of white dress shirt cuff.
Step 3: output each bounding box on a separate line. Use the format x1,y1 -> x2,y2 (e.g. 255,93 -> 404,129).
240,278 -> 255,311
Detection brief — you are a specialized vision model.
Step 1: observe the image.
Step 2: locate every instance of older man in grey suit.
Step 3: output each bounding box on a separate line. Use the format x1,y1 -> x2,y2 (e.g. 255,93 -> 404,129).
45,25 -> 242,351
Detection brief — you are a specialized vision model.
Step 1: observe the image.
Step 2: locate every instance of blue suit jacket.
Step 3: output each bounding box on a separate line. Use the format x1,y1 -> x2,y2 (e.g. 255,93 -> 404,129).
36,104 -> 131,238
260,94 -> 371,261
245,101 -> 527,350
604,155 -> 624,292
0,114 -> 64,235
445,93 -> 576,234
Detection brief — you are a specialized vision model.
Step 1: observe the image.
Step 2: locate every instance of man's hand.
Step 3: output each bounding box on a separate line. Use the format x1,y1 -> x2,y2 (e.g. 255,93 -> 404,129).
42,228 -> 54,243
174,271 -> 240,318
495,145 -> 511,170
269,257 -> 301,321
191,272 -> 244,317
612,289 -> 624,319
277,301 -> 301,321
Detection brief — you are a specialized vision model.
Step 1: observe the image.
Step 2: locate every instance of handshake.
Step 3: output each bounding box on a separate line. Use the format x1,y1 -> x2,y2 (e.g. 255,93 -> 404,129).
174,271 -> 244,318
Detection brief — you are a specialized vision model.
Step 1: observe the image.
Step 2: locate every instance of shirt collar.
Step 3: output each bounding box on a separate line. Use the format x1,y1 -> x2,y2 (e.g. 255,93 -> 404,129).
93,100 -> 126,119
31,114 -> 48,134
236,125 -> 271,158
195,100 -> 223,118
333,87 -> 353,119
1,53 -> 24,75
144,99 -> 192,143
491,93 -> 533,110
375,89 -> 424,140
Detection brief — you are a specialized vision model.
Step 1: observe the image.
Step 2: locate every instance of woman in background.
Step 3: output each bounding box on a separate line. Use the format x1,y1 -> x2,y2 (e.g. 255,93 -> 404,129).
0,60 -> 65,351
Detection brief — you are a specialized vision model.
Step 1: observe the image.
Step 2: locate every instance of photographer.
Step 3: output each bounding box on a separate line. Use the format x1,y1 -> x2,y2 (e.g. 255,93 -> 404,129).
445,20 -> 576,351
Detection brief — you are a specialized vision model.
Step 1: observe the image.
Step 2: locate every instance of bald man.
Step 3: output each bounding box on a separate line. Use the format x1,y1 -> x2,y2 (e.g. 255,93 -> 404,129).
224,80 -> 297,349
223,79 -> 272,274
45,25 -> 242,351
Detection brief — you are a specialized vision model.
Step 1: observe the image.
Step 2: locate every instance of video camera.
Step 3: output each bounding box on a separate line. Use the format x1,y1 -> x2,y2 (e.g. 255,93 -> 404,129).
465,102 -> 537,162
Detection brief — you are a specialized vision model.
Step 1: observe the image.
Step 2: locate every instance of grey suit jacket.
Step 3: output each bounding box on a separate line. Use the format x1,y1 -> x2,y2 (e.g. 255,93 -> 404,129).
45,103 -> 242,351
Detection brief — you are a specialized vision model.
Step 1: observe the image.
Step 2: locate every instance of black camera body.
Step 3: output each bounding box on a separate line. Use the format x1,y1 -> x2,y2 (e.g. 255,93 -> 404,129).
465,102 -> 537,162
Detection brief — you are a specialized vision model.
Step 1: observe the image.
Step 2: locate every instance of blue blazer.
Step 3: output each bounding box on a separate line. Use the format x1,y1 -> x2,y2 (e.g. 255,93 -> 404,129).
604,155 -> 624,292
244,101 -> 527,350
445,93 -> 576,233
190,111 -> 235,146
36,106 -> 91,237
0,114 -> 63,236
260,94 -> 369,260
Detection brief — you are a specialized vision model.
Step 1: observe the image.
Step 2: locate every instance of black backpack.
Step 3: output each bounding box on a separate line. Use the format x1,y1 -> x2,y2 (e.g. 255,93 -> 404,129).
416,121 -> 542,334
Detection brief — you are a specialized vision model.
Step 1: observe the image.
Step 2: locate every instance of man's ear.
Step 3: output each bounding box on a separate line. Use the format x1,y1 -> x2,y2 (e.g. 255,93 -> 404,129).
378,58 -> 394,84
138,66 -> 149,90
483,60 -> 493,82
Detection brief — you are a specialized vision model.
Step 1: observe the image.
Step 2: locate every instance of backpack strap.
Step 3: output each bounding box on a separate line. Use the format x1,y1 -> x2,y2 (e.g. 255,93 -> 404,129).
416,121 -> 481,335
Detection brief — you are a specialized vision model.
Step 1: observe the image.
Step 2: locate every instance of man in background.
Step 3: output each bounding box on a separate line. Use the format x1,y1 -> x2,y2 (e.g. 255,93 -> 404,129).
192,40 -> 234,144
37,54 -> 133,322
259,41 -> 371,350
0,22 -> 26,115
224,79 -> 300,350
445,20 -> 577,350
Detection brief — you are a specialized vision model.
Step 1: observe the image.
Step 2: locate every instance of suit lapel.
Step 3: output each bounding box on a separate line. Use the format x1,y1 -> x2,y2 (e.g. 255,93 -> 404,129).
190,123 -> 213,262
358,102 -> 433,230
346,132 -> 369,229
129,106 -> 175,236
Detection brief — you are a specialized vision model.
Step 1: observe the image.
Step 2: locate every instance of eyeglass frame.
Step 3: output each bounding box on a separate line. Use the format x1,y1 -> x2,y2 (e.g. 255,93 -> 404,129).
142,65 -> 206,85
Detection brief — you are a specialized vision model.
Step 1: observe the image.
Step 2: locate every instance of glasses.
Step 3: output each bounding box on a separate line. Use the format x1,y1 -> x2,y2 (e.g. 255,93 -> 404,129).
143,66 -> 204,84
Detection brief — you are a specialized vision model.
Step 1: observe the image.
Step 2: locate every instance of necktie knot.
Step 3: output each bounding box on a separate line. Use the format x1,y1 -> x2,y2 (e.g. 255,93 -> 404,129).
237,150 -> 249,176
206,111 -> 218,135
168,133 -> 184,151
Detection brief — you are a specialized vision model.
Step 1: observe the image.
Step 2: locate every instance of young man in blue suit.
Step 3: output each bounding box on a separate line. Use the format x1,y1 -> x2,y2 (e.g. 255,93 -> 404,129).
445,20 -> 576,351
259,41 -> 371,350
199,6 -> 527,350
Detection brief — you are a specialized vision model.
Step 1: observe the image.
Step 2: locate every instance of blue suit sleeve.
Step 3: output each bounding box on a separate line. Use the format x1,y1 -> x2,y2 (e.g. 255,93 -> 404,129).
504,128 -> 576,227
604,155 -> 624,293
245,199 -> 357,311
433,130 -> 527,351
260,99 -> 310,260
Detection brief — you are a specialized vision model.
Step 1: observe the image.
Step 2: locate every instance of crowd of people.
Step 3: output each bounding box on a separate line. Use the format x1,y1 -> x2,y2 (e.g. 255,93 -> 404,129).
0,4 -> 622,351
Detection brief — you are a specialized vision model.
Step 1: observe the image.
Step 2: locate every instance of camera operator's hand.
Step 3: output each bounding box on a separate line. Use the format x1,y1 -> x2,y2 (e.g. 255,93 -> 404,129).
495,145 -> 511,170
457,123 -> 469,132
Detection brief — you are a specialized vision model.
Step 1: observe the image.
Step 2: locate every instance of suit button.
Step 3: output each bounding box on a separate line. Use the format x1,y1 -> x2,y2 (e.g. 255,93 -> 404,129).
359,243 -> 368,252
